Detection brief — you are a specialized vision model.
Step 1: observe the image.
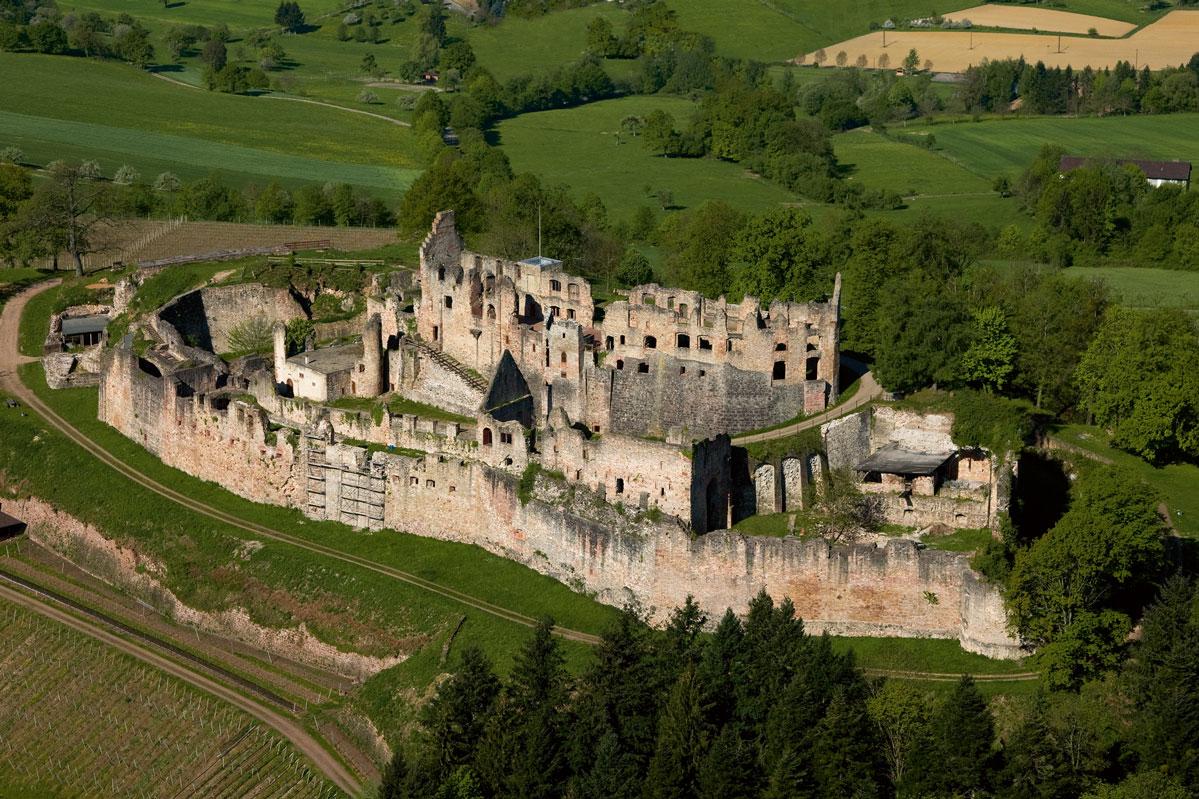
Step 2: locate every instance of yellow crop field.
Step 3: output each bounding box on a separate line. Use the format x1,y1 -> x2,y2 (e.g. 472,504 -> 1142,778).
803,9 -> 1199,72
942,4 -> 1136,36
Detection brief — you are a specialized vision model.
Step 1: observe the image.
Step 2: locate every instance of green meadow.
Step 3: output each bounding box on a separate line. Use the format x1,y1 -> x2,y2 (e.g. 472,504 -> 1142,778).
1063,266 -> 1199,312
914,113 -> 1199,179
834,128 -> 992,195
0,53 -> 420,196
495,95 -> 794,221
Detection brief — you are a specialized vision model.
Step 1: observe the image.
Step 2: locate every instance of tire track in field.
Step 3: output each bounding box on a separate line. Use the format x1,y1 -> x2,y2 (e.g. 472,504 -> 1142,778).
0,581 -> 362,797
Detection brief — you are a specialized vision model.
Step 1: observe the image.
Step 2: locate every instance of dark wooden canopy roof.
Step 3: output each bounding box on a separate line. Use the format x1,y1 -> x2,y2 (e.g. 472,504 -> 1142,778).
856,446 -> 953,476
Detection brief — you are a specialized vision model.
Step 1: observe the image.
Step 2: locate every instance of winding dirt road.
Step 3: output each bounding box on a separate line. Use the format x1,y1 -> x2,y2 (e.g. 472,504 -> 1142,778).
0,281 -> 600,646
0,280 -> 1036,687
0,580 -> 362,797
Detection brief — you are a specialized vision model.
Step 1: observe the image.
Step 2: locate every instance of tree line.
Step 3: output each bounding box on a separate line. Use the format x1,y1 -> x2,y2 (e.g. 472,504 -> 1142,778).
376,585 -> 1199,799
995,144 -> 1199,271
0,159 -> 394,274
0,1 -> 154,66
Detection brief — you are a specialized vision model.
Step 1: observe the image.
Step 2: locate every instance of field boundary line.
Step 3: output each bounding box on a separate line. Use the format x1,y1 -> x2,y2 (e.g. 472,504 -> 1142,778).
0,579 -> 362,796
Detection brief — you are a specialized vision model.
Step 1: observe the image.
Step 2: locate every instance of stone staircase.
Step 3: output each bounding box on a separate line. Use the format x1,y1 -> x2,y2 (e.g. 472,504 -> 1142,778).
413,339 -> 488,394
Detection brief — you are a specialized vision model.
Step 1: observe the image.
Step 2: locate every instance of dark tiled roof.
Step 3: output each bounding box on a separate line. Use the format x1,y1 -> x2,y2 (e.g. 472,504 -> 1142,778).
0,510 -> 26,537
61,314 -> 109,336
1059,156 -> 1191,182
856,445 -> 954,476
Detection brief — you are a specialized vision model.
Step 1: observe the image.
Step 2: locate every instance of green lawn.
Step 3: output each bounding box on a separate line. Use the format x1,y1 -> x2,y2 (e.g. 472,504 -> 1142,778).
0,53 -> 420,196
496,95 -> 794,221
1063,266 -> 1199,312
465,4 -> 625,82
922,527 -> 994,552
829,635 -> 1031,675
1053,424 -> 1199,537
834,128 -> 992,196
914,113 -> 1199,179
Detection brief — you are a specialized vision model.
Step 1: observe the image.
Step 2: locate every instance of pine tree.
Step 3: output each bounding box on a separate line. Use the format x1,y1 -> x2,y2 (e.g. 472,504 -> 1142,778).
812,686 -> 884,799
378,747 -> 410,799
695,609 -> 744,729
644,667 -> 710,799
697,725 -> 759,799
476,618 -> 569,799
420,645 -> 501,780
762,745 -> 818,799
913,675 -> 997,796
571,731 -> 640,799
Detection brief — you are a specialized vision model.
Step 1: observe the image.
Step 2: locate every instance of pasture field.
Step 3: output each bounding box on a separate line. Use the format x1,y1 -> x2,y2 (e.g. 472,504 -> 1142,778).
465,4 -> 624,81
0,54 -> 419,195
942,4 -> 1136,36
834,128 -> 992,195
0,598 -> 343,798
495,96 -> 794,220
1062,266 -> 1199,311
804,9 -> 1199,73
915,112 -> 1199,178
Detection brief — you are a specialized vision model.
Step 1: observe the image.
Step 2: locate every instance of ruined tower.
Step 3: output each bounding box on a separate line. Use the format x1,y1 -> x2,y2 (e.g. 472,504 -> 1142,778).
357,313 -> 385,397
272,321 -> 287,382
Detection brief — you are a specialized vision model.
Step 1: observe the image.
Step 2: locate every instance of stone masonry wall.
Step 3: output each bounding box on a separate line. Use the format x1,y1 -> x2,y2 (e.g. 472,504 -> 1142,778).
159,284 -> 303,354
382,460 -> 1022,658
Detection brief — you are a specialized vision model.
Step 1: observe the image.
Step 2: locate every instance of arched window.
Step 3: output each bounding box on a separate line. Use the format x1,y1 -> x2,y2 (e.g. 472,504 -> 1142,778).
487,304 -> 496,320
775,342 -> 787,352
616,359 -> 624,370
550,279 -> 562,291
615,478 -> 624,494
482,428 -> 493,446
806,356 -> 820,381
560,352 -> 567,364
644,335 -> 657,349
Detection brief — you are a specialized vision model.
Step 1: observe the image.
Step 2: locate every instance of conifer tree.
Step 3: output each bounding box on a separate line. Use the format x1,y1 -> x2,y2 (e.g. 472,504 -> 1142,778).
644,667 -> 710,799
812,686 -> 884,799
571,731 -> 640,799
378,748 -> 410,799
912,675 -> 997,796
697,725 -> 758,799
419,645 -> 500,780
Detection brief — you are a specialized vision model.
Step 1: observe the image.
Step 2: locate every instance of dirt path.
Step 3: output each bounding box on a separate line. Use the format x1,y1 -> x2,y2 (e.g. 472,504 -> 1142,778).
0,579 -> 362,797
732,371 -> 882,445
0,281 -> 600,646
2,282 -> 1035,684
149,71 -> 410,127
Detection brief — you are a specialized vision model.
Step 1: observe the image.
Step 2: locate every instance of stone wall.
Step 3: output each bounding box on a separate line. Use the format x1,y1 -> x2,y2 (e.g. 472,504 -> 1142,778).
99,343 -> 301,509
159,284 -> 303,353
381,459 -> 1022,658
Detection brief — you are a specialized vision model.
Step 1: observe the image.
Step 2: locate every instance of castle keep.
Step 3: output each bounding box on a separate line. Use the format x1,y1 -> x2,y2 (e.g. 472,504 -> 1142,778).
84,212 -> 1021,657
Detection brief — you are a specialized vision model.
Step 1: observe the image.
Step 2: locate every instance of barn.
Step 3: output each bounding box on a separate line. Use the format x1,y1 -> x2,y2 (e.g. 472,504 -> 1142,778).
1058,156 -> 1191,189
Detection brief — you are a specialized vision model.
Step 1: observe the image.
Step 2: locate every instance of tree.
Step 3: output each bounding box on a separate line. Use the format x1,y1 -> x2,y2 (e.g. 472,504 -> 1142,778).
658,201 -> 746,298
360,53 -> 379,76
903,48 -> 920,73
909,676 -> 996,796
866,681 -> 930,789
27,20 -> 68,54
878,52 -> 891,70
1008,469 -> 1165,688
1075,308 -> 1199,463
1126,578 -> 1199,790
812,686 -> 884,798
255,182 -> 293,223
730,206 -> 828,303
24,161 -> 110,276
398,151 -> 481,235
872,274 -> 970,394
274,1 -> 306,33
835,50 -> 848,67
113,165 -> 140,186
201,38 -> 227,71
644,667 -> 709,799
856,54 -> 868,68
1084,771 -> 1191,799
959,306 -> 1017,392
378,747 -> 410,799
615,248 -> 653,287
585,17 -> 617,57
813,48 -> 826,66
697,726 -> 756,799
476,618 -> 569,799
420,646 -> 500,781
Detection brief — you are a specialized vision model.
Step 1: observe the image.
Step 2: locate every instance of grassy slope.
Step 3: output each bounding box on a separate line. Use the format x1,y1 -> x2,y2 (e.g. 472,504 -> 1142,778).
915,113 -> 1199,178
1062,266 -> 1199,312
834,128 -> 992,195
496,95 -> 794,220
1053,424 -> 1199,536
466,4 -> 625,81
0,53 -> 419,196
